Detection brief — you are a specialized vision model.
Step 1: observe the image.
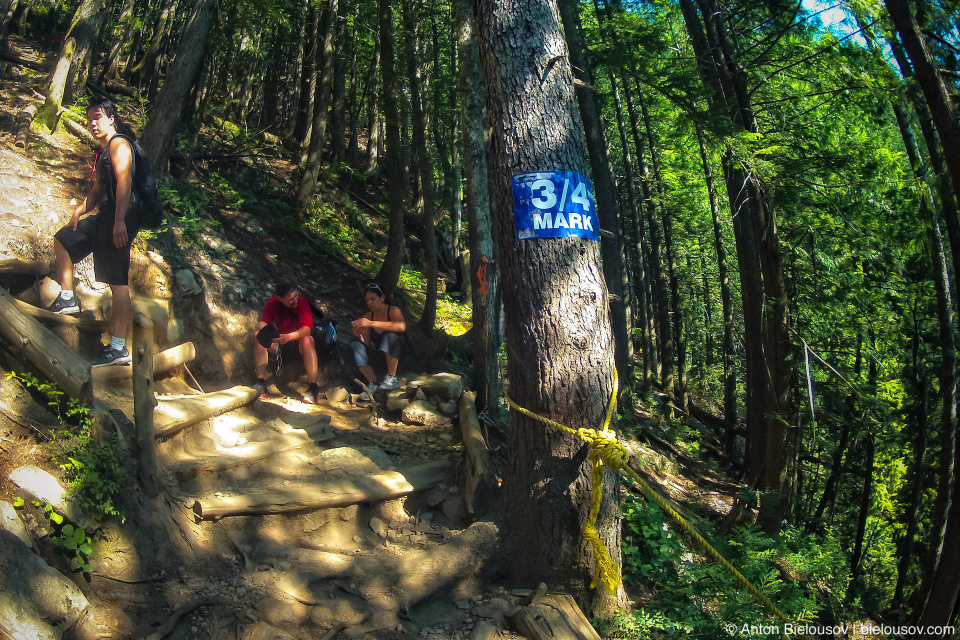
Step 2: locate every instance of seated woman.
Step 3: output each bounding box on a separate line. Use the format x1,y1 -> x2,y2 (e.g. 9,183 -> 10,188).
351,283 -> 406,396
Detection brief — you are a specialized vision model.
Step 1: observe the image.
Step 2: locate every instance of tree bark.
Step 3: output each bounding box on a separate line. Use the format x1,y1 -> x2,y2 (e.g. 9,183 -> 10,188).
474,0 -> 624,616
36,37 -> 75,131
60,0 -> 110,104
140,0 -> 217,174
363,36 -> 381,173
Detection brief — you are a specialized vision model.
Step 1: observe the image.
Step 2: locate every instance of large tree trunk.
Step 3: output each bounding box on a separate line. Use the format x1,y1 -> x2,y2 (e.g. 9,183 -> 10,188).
140,0 -> 217,174
373,0 -> 406,293
456,0 -> 500,418
296,0 -> 338,210
0,0 -> 20,41
557,0 -> 631,387
402,0 -> 437,333
474,0 -> 624,617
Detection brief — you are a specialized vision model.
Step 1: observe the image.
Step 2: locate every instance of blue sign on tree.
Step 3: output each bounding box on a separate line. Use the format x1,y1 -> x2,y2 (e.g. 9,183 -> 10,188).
512,171 -> 599,242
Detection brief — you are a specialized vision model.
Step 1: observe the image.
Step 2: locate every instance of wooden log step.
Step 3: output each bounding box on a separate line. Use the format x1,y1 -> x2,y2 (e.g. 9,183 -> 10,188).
0,259 -> 55,276
0,288 -> 91,401
510,593 -> 601,640
169,423 -> 336,479
13,298 -> 109,332
154,385 -> 258,439
192,460 -> 454,520
93,342 -> 195,385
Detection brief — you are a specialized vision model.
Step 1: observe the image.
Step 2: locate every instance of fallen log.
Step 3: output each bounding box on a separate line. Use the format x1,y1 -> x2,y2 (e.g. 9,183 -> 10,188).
0,48 -> 52,71
169,424 -> 335,479
192,460 -> 454,519
0,258 -> 54,276
13,298 -> 109,333
153,385 -> 258,439
14,104 -> 35,149
510,593 -> 600,640
0,288 -> 91,402
92,341 -> 195,386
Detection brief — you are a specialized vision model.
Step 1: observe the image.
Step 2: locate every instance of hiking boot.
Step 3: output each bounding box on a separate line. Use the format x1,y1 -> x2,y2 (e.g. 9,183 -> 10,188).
255,378 -> 268,399
90,344 -> 131,368
359,382 -> 380,402
48,292 -> 80,316
303,383 -> 320,405
379,375 -> 400,391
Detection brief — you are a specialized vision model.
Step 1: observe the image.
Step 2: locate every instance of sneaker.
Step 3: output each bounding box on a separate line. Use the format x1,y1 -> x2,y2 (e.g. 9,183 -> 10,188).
359,382 -> 380,402
379,375 -> 400,391
48,292 -> 80,315
254,378 -> 268,399
90,344 -> 131,368
303,383 -> 320,405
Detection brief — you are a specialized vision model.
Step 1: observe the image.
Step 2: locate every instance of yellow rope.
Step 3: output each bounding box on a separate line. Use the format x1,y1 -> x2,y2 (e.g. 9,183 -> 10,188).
503,374 -> 794,628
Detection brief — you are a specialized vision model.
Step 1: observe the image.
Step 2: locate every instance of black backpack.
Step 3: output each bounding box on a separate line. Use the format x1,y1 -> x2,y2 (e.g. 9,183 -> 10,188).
107,134 -> 164,229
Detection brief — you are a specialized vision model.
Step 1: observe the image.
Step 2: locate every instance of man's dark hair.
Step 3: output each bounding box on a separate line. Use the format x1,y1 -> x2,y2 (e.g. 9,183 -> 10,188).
276,279 -> 297,298
87,97 -> 136,137
87,97 -> 119,121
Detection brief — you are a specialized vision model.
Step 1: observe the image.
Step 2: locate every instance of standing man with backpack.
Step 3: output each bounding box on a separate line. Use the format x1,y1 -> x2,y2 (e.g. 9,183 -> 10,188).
47,98 -> 154,367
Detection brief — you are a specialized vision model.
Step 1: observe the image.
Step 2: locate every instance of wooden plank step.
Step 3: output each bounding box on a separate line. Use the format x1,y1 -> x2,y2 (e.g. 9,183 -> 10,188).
12,298 -> 109,332
154,385 -> 258,439
192,460 -> 454,520
93,342 -> 195,385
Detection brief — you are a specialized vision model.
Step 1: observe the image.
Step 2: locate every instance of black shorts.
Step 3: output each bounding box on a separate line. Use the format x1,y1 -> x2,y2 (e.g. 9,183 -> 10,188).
54,209 -> 141,286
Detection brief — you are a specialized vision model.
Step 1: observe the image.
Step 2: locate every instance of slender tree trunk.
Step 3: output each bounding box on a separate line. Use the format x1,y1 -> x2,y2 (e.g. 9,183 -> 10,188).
140,0 -> 217,174
330,0 -> 348,162
610,73 -> 652,393
346,0 -> 360,167
456,0 -> 500,418
558,0 -> 631,387
402,0 -> 437,333
294,0 -> 319,149
297,0 -> 339,210
130,0 -> 177,86
97,0 -> 136,83
373,0 -> 406,293
696,123 -> 737,438
363,37 -> 381,173
850,433 -> 875,579
474,0 -> 624,616
885,0 -> 960,217
635,86 -> 673,412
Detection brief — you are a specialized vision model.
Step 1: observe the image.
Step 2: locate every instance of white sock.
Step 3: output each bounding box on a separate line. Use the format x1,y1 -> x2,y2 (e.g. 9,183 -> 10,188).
60,290 -> 75,300
109,336 -> 125,351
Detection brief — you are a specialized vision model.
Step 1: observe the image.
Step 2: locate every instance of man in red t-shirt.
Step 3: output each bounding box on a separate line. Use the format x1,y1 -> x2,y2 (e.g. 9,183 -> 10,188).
254,279 -> 320,404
